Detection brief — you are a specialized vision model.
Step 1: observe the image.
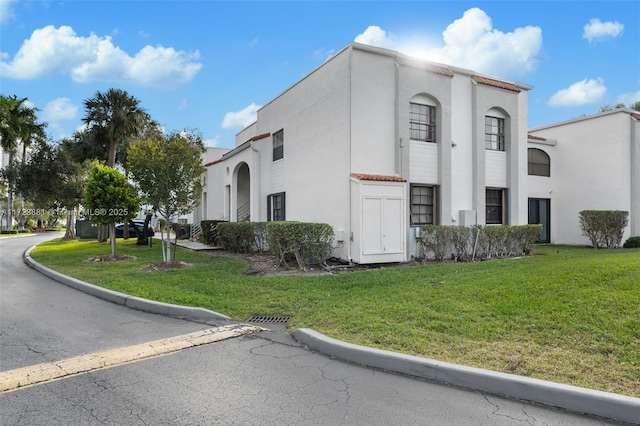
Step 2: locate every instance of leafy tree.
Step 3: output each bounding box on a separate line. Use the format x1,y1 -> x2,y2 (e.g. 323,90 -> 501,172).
83,162 -> 140,257
0,94 -> 47,230
127,130 -> 205,263
599,102 -> 638,112
12,139 -> 89,239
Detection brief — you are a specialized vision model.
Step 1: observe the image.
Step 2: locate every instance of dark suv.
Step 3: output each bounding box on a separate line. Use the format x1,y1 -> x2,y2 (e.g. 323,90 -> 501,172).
114,221 -> 155,238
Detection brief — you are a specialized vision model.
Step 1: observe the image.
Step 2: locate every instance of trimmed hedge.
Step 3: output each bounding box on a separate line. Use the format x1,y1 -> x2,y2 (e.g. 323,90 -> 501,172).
623,236 -> 640,249
216,221 -> 259,253
578,210 -> 629,248
266,222 -> 334,269
417,224 -> 543,262
216,221 -> 335,270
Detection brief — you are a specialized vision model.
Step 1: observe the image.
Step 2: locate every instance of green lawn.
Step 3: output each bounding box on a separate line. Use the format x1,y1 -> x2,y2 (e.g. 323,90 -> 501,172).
30,238 -> 640,397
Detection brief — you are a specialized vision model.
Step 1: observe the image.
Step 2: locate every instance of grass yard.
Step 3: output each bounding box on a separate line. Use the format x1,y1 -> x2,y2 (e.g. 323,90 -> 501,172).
30,238 -> 640,397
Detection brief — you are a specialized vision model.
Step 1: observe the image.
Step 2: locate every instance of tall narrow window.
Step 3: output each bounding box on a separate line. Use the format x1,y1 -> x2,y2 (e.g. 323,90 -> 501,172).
486,188 -> 507,224
409,103 -> 436,143
410,184 -> 437,225
528,148 -> 550,177
485,116 -> 505,151
273,129 -> 284,161
267,192 -> 285,221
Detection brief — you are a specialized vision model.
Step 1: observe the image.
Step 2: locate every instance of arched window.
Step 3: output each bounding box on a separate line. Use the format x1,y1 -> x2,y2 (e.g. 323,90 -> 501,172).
528,148 -> 550,177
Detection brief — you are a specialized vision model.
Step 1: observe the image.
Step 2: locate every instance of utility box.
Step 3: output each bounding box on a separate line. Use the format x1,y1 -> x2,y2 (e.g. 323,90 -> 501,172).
459,210 -> 477,227
76,219 -> 98,239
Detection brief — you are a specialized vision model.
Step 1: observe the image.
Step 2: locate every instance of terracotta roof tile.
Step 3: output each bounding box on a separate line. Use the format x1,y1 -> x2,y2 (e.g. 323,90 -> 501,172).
472,75 -> 521,93
528,134 -> 546,141
631,113 -> 640,121
204,158 -> 223,167
250,132 -> 271,142
351,173 -> 406,182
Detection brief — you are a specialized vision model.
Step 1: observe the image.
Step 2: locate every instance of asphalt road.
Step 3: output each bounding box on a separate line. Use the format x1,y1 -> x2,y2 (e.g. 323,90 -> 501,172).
0,233 -> 628,425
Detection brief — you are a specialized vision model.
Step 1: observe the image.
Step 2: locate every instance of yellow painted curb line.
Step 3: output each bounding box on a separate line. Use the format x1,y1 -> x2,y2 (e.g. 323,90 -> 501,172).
0,324 -> 265,393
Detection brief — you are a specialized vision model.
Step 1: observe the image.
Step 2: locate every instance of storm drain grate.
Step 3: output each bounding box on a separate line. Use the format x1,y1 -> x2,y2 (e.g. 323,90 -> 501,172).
246,315 -> 291,325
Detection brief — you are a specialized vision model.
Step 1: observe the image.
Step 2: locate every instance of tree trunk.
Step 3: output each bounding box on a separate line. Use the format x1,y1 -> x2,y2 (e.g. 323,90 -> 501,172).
109,223 -> 116,257
165,225 -> 171,264
97,223 -> 108,242
6,153 -> 14,231
62,209 -> 76,241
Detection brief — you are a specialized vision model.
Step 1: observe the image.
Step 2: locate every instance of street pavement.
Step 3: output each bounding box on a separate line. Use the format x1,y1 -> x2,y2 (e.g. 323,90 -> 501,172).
0,233 -> 636,425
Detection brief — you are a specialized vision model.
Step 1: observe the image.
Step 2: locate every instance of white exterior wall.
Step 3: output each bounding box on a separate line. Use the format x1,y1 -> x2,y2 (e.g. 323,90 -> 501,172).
529,111 -> 637,245
471,82 -> 528,225
204,42 -> 531,262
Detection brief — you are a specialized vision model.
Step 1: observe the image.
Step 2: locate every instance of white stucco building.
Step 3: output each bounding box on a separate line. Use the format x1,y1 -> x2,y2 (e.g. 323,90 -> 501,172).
202,42 -> 533,263
527,109 -> 640,245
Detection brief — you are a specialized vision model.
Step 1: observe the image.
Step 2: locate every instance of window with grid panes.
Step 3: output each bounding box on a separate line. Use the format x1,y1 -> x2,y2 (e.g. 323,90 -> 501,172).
411,185 -> 436,225
273,129 -> 284,161
485,116 -> 505,151
409,103 -> 436,143
486,188 -> 507,224
267,192 -> 285,221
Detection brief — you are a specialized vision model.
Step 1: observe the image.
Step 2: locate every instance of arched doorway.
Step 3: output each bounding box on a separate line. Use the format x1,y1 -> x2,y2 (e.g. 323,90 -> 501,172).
234,162 -> 251,221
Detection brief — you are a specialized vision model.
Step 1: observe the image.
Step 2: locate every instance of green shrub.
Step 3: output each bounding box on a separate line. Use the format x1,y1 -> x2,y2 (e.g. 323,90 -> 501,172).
266,221 -> 334,269
417,225 -> 452,261
417,224 -> 543,262
217,222 -> 258,253
623,236 -> 640,248
578,210 -> 629,248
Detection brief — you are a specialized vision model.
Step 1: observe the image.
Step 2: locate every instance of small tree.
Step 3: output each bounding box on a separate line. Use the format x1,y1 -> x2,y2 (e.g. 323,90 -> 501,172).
127,130 -> 205,264
83,162 -> 140,257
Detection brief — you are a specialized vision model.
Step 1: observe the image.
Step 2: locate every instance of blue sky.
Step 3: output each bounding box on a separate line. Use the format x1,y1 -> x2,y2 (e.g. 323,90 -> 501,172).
1,1 -> 638,149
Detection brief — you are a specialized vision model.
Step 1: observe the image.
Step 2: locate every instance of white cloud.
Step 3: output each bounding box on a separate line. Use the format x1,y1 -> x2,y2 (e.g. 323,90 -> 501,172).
355,26 -> 395,49
0,25 -> 203,88
313,47 -> 335,62
583,18 -> 624,43
548,78 -> 607,107
221,103 -> 261,129
204,137 -> 220,148
354,8 -> 542,79
43,97 -> 78,121
616,90 -> 640,106
0,0 -> 17,24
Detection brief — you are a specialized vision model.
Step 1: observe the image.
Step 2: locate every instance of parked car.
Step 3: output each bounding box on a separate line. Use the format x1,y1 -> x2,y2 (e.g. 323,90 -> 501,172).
114,220 -> 155,238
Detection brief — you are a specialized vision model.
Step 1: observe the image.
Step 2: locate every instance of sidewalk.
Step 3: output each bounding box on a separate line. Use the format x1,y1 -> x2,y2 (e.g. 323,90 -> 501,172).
174,238 -> 219,251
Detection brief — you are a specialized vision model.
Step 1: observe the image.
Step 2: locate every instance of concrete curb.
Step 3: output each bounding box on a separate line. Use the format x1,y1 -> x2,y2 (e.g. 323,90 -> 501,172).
292,328 -> 640,425
23,245 -> 231,323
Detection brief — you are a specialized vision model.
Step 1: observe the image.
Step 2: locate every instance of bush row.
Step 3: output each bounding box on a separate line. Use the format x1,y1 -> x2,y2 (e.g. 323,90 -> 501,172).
416,224 -> 543,262
578,210 -> 629,248
216,221 -> 334,270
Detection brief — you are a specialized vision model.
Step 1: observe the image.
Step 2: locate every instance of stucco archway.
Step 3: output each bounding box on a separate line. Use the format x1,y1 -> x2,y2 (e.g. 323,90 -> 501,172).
233,162 -> 251,221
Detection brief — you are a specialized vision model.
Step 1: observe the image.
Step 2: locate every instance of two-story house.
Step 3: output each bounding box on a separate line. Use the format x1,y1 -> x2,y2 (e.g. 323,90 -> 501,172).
201,42 -> 531,263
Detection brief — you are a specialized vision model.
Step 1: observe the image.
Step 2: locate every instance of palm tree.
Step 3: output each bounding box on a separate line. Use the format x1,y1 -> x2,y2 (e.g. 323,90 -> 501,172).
0,95 -> 46,231
82,88 -> 149,240
82,88 -> 148,167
